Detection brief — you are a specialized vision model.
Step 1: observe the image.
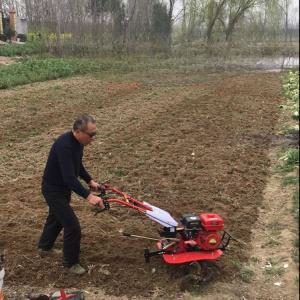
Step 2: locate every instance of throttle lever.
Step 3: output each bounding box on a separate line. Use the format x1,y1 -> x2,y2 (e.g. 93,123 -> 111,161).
99,186 -> 106,196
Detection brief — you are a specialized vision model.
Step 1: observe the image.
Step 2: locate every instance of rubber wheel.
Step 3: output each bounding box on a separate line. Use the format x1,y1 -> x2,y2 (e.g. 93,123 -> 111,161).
199,260 -> 220,283
180,274 -> 201,292
180,261 -> 220,291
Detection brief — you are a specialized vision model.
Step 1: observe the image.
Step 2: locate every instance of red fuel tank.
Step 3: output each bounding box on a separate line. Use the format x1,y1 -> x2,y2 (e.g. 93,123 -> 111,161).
200,213 -> 224,231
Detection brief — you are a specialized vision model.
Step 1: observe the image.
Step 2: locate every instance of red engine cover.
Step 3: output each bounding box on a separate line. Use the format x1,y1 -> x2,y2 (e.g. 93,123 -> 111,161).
198,232 -> 221,250
200,213 -> 224,231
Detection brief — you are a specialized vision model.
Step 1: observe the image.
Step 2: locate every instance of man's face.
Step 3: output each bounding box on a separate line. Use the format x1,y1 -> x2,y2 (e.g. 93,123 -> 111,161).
75,122 -> 97,145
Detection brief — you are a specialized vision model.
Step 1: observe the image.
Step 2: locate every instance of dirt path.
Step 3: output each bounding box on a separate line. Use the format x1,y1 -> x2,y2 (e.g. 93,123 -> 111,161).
245,147 -> 298,300
175,142 -> 299,300
0,56 -> 18,66
0,71 -> 296,299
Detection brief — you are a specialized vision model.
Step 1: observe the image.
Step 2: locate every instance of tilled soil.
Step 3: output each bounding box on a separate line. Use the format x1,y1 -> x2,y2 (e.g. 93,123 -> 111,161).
0,72 -> 283,298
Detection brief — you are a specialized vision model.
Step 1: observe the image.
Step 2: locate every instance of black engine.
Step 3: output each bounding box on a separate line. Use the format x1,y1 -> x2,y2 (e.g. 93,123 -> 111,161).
180,213 -> 201,239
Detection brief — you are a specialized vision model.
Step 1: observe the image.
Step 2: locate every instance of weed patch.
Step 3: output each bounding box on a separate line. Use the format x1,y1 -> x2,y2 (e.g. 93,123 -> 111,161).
240,268 -> 255,283
263,238 -> 281,248
279,148 -> 299,172
0,42 -> 45,56
231,259 -> 255,283
263,266 -> 285,279
280,71 -> 299,268
292,187 -> 299,263
282,176 -> 298,186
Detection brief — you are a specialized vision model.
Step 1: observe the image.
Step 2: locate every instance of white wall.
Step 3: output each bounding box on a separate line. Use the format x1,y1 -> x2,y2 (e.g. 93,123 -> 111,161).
16,17 -> 27,34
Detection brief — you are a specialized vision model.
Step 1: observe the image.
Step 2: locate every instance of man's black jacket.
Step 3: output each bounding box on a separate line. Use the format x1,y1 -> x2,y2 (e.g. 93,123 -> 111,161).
42,131 -> 91,198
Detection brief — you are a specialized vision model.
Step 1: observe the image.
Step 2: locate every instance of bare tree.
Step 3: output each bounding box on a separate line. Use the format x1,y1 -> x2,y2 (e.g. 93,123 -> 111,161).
224,0 -> 257,42
127,0 -> 157,42
206,0 -> 227,43
181,0 -> 187,40
20,0 -> 298,55
167,0 -> 176,44
278,0 -> 291,42
123,0 -> 136,46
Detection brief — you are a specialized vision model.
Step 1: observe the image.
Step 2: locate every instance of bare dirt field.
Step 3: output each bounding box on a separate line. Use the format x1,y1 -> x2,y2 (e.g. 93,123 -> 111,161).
0,70 -> 296,299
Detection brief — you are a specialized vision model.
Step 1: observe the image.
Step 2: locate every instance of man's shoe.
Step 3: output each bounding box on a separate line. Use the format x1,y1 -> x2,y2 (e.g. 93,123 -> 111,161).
68,263 -> 86,275
38,248 -> 62,258
51,248 -> 62,255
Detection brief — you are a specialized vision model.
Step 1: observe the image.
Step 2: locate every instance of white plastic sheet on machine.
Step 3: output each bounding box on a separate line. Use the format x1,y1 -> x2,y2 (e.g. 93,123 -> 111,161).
0,268 -> 4,289
143,201 -> 178,227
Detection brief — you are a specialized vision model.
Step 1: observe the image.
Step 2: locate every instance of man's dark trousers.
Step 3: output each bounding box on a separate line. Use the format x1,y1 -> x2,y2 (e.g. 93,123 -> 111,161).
38,184 -> 81,267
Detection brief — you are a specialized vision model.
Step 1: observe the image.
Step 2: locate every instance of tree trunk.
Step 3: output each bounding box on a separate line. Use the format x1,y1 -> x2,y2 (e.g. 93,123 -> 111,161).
284,1 -> 288,42
206,0 -> 226,44
224,0 -> 256,43
167,0 -> 175,46
182,0 -> 186,41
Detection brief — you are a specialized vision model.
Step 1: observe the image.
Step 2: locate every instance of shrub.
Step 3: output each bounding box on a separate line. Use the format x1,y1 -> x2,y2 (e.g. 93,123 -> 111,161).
17,34 -> 27,42
282,71 -> 299,120
0,33 -> 6,42
279,148 -> 299,172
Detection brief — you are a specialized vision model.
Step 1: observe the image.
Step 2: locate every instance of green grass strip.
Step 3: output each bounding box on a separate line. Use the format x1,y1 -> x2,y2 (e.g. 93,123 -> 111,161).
0,58 -> 117,89
0,42 -> 45,56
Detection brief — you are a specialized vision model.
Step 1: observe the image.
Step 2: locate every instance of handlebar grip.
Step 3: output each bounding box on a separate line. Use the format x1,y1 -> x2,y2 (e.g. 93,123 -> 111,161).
93,200 -> 110,216
99,186 -> 106,196
104,200 -> 110,210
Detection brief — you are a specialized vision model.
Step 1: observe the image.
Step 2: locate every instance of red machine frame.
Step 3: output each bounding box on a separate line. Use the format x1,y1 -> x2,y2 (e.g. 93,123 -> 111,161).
96,184 -> 233,265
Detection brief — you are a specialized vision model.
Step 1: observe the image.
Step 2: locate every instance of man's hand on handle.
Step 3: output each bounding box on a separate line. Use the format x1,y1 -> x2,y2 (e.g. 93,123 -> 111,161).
88,180 -> 105,192
87,194 -> 104,209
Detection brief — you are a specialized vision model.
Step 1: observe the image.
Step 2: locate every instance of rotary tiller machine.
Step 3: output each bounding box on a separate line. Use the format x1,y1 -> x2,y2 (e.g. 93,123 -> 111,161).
95,184 -> 236,287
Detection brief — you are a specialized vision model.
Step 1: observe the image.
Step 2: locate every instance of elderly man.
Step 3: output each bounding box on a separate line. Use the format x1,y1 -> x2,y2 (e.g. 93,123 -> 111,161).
38,114 -> 104,275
